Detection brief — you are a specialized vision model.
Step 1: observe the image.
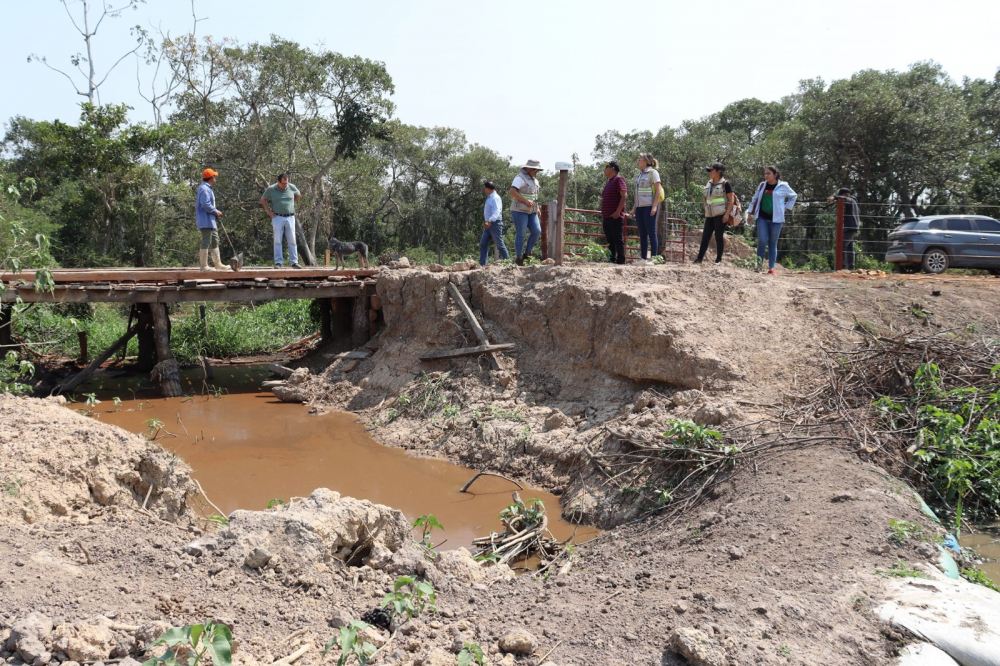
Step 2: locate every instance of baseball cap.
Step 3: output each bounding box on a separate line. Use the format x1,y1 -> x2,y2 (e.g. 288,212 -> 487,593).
605,160 -> 620,172
202,168 -> 219,179
705,163 -> 726,173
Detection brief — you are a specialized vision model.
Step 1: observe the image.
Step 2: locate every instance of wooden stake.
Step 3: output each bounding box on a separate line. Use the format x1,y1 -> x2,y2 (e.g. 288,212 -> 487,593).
420,343 -> 514,361
58,323 -> 140,394
151,303 -> 182,397
445,282 -> 501,371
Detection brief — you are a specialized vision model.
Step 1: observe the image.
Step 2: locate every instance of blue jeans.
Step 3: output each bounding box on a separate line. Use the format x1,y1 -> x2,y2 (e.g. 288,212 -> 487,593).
757,219 -> 783,269
272,215 -> 298,265
511,210 -> 540,258
479,221 -> 510,266
635,206 -> 658,259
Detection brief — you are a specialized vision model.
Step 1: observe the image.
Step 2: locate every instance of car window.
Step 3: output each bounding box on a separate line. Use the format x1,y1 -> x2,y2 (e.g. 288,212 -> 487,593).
926,219 -> 945,230
973,218 -> 1000,233
945,218 -> 972,232
898,220 -> 918,231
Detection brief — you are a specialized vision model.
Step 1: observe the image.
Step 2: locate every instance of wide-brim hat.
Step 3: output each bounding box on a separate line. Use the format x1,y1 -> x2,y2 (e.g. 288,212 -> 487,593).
521,159 -> 543,171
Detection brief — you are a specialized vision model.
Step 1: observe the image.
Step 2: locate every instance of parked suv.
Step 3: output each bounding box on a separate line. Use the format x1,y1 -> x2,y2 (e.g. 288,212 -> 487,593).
885,215 -> 1000,274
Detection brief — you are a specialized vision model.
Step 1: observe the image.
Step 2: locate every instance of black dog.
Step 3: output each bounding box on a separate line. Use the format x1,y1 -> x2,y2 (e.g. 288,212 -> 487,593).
328,237 -> 370,269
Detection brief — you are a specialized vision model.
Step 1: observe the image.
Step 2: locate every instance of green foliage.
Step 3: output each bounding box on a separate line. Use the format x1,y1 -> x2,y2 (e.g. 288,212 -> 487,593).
266,498 -> 286,509
663,420 -> 723,448
412,514 -> 444,549
500,498 -> 546,530
782,253 -> 831,272
141,621 -> 232,666
0,352 -> 35,395
877,561 -> 929,579
381,576 -> 437,622
887,519 -> 924,545
961,566 -> 1000,592
143,418 -> 164,440
81,392 -> 101,416
323,621 -> 376,666
457,643 -> 486,666
579,240 -> 609,263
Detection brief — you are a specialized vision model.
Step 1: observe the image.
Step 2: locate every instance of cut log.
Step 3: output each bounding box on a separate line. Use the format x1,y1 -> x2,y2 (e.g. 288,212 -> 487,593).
345,350 -> 372,360
420,343 -> 515,361
150,303 -> 182,397
58,323 -> 140,394
268,362 -> 294,378
445,282 -> 501,371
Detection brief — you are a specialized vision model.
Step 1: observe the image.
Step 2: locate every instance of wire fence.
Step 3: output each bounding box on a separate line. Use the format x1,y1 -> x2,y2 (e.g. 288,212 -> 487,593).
662,201 -> 1000,270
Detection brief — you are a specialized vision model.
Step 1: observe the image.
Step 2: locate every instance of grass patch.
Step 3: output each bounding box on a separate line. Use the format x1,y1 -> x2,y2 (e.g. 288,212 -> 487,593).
887,519 -> 924,545
877,560 -> 929,579
961,566 -> 1000,592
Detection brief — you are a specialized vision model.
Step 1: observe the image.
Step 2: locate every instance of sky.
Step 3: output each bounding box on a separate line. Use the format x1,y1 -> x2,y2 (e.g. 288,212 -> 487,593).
4,0 -> 1000,170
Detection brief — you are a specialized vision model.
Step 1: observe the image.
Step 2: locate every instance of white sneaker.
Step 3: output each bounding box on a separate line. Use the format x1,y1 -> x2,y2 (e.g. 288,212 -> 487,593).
634,259 -> 647,266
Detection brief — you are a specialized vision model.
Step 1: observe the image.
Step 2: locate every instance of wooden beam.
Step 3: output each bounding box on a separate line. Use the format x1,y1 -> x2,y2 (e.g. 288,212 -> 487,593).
420,343 -> 515,361
445,282 -> 501,371
3,283 -> 364,304
1,267 -> 377,283
150,304 -> 182,397
58,323 -> 140,394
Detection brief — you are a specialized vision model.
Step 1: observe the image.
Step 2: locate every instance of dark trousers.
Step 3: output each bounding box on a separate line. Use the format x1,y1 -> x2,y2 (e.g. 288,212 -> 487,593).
843,227 -> 858,270
603,216 -> 625,264
696,215 -> 725,262
635,206 -> 658,259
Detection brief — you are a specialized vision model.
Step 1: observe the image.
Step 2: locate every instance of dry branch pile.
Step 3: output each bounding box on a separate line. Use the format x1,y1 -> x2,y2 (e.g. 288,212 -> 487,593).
472,492 -> 560,566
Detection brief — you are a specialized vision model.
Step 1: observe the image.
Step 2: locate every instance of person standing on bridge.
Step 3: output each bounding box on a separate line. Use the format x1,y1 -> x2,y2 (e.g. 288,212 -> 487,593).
479,181 -> 509,266
261,173 -> 303,269
195,168 -> 232,272
602,161 -> 628,265
509,159 -> 543,265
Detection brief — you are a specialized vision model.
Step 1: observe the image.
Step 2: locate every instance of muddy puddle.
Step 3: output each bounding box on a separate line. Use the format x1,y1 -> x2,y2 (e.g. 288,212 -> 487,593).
961,527 -> 1000,583
78,365 -> 597,552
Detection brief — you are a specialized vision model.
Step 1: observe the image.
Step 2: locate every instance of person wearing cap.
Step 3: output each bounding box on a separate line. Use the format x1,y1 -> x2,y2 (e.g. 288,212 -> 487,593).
479,181 -> 509,266
695,162 -> 736,264
261,172 -> 303,269
630,153 -> 663,264
509,159 -> 543,265
195,168 -> 231,271
601,161 -> 628,264
746,165 -> 798,274
827,188 -> 860,270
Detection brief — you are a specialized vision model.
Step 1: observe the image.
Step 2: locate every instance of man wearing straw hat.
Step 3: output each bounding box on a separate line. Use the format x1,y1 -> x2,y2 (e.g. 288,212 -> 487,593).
509,159 -> 543,265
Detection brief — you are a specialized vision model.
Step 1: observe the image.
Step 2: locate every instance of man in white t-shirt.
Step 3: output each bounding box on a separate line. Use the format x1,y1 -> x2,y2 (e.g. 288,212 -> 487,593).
508,159 -> 543,265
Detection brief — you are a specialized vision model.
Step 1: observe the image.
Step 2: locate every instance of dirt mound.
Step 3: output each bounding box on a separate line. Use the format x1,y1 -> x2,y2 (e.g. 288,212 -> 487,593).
0,395 -> 195,525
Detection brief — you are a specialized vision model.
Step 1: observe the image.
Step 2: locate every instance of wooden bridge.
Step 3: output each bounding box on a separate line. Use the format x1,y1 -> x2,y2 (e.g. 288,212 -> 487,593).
0,267 -> 380,397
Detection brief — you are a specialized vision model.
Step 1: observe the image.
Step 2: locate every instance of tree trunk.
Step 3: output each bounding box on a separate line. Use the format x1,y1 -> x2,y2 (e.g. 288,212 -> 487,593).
150,303 -> 182,397
135,304 -> 157,371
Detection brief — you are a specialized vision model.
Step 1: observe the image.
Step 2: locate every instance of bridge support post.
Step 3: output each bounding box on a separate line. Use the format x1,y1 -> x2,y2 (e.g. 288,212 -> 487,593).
150,303 -> 182,397
135,304 -> 157,372
0,304 -> 12,351
352,294 -> 371,346
319,298 -> 333,342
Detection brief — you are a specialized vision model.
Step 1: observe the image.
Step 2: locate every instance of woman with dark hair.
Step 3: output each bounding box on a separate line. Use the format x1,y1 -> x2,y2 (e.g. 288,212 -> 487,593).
630,153 -> 663,264
695,163 -> 736,264
747,166 -> 798,274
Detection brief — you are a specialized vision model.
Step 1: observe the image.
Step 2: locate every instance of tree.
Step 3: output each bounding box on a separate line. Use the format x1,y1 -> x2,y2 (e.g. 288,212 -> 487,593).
29,0 -> 148,106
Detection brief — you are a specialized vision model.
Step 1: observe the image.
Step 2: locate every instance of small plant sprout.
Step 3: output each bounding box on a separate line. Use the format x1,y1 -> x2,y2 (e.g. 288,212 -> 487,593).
207,515 -> 229,525
141,621 -> 233,666
382,576 -> 437,622
412,514 -> 444,550
81,392 -> 100,415
111,396 -> 122,411
442,404 -> 460,420
458,642 -> 486,666
266,498 -> 286,509
323,620 -> 376,666
887,519 -> 923,545
143,418 -> 165,440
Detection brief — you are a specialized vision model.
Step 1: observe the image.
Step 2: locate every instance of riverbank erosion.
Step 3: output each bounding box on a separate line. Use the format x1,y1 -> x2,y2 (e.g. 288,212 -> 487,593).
4,263 -> 1000,665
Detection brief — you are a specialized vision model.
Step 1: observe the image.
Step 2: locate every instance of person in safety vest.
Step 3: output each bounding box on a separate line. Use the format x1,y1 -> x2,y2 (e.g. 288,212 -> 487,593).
695,163 -> 737,264
630,152 -> 664,264
509,159 -> 543,265
195,168 -> 232,272
746,165 -> 798,274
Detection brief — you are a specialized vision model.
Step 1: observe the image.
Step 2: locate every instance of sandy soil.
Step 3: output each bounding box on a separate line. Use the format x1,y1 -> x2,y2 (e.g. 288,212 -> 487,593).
4,259 -> 1000,666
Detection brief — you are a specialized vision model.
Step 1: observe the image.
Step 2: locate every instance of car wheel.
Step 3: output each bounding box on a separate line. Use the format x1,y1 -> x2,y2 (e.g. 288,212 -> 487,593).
921,248 -> 949,274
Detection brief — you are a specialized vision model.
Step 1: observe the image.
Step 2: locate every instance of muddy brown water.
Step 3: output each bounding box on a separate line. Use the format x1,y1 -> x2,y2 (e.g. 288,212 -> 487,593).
961,527 -> 1000,583
80,366 -> 596,551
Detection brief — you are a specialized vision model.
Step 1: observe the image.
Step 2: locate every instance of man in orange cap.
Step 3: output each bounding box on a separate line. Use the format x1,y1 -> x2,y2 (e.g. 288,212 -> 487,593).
195,168 -> 231,271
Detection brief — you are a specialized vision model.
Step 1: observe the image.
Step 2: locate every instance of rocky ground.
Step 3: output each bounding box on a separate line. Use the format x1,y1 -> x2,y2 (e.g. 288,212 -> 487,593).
4,257 -> 1000,665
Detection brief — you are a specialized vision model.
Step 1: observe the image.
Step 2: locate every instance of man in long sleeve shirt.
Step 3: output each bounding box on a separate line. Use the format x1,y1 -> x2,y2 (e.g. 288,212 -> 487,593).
195,168 -> 230,271
479,181 -> 510,266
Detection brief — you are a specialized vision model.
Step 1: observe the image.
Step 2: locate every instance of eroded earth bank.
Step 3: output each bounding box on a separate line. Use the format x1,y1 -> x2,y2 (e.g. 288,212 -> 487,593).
3,262 -> 1000,666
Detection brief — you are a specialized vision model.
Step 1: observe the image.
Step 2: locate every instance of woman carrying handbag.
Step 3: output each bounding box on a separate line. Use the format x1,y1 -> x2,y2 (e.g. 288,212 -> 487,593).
746,165 -> 797,274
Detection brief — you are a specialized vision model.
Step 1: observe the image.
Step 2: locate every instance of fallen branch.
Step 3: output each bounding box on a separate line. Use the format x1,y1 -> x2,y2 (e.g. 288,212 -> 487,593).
193,478 -> 227,520
271,642 -> 311,666
75,540 -> 93,565
460,469 -> 524,493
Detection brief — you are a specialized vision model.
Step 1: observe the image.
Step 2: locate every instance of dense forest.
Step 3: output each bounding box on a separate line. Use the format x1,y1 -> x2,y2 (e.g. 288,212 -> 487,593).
2,15 -> 1000,270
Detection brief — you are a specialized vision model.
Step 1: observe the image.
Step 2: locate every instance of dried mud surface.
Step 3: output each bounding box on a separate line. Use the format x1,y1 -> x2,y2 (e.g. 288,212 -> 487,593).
4,260 -> 1000,666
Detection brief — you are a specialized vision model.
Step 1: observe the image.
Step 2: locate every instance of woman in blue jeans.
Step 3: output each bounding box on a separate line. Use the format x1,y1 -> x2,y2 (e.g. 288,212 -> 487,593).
630,153 -> 663,264
508,159 -> 543,265
747,166 -> 797,274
